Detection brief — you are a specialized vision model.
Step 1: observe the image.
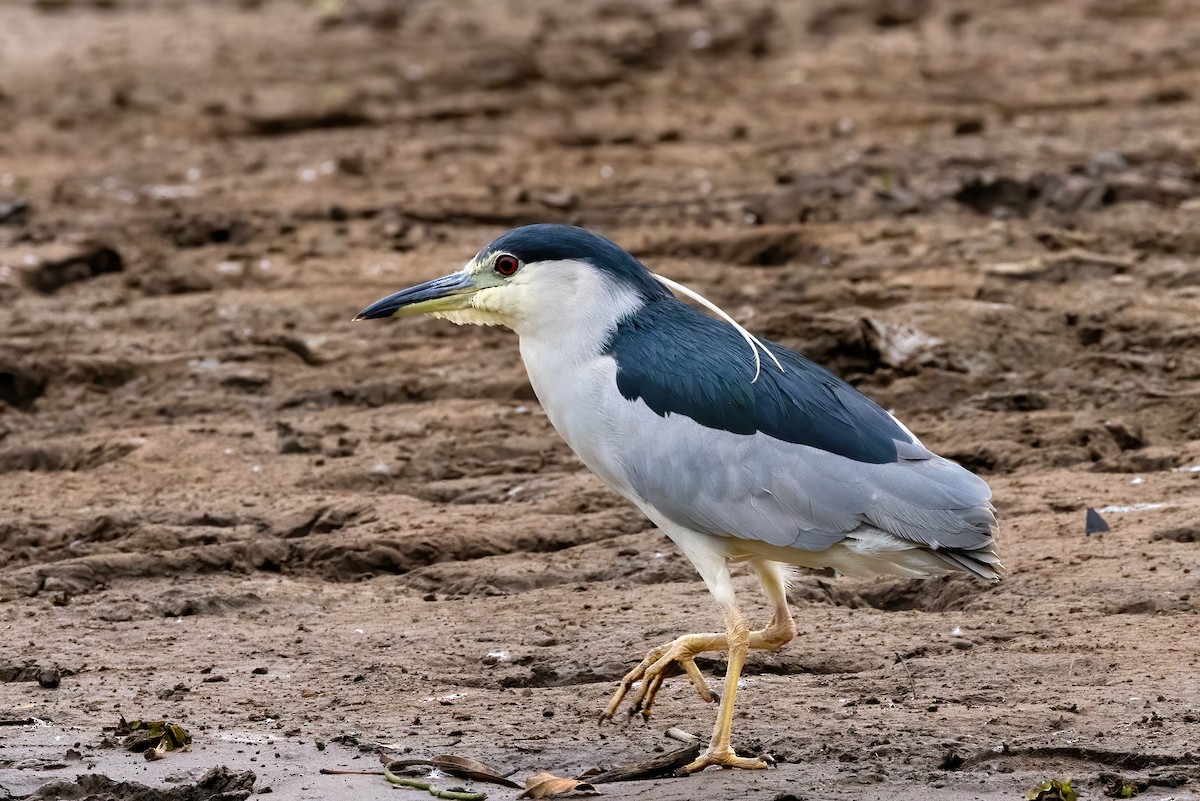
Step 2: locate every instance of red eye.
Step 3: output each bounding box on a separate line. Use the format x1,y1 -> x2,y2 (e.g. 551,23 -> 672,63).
494,254 -> 520,277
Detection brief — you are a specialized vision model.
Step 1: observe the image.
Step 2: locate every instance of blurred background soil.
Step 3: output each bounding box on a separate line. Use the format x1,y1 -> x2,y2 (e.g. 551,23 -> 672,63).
1,0 -> 1199,798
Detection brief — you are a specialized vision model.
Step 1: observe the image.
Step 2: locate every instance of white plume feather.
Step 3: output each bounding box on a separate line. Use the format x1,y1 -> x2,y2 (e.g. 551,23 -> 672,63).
651,272 -> 785,383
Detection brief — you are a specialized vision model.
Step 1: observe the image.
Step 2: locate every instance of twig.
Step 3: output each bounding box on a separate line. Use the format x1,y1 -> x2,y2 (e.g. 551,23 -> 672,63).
587,742 -> 702,783
376,757 -> 439,769
319,769 -> 385,776
664,728 -> 700,745
895,651 -> 918,700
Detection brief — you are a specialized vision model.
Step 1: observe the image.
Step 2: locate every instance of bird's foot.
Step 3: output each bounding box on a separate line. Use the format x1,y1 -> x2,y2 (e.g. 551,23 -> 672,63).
598,633 -> 721,723
678,749 -> 775,775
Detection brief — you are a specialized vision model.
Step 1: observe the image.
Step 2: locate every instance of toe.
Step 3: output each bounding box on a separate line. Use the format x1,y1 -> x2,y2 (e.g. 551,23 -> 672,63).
678,750 -> 775,774
679,657 -> 714,704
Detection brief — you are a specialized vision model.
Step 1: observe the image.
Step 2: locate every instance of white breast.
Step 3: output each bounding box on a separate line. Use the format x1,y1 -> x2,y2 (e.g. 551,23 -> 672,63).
505,259 -> 649,498
519,337 -> 635,497
519,324 -> 741,605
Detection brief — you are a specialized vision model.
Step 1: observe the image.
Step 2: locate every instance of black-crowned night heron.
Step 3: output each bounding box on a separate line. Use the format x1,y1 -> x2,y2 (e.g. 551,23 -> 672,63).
356,224 -> 1001,774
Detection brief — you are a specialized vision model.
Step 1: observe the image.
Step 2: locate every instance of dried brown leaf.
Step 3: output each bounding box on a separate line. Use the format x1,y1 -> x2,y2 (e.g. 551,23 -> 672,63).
432,755 -> 522,788
517,772 -> 598,799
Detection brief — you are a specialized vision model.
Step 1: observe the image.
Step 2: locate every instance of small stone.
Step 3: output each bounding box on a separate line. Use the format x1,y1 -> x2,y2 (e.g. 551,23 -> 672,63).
1088,150 -> 1128,176
539,190 -> 577,210
953,118 -> 984,136
1103,418 -> 1146,450
37,668 -> 60,689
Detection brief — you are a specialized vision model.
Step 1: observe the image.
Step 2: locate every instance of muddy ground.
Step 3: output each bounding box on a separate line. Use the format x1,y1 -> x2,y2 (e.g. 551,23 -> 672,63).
2,0 -> 1200,799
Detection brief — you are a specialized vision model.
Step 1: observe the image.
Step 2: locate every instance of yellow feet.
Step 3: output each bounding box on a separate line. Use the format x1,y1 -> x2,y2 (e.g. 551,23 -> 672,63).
598,632 -> 724,723
679,749 -> 775,774
598,565 -> 796,775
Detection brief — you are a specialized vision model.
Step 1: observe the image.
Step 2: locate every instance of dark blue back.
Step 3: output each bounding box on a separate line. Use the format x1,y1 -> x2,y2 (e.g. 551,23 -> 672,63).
604,299 -> 913,465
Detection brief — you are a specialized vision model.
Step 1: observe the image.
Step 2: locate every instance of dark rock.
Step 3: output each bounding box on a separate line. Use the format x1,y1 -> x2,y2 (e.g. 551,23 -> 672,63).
874,0 -> 932,28
0,362 -> 47,411
19,243 -> 124,293
954,176 -> 1044,217
0,196 -> 29,225
1153,527 -> 1199,544
1,661 -> 64,687
953,118 -> 984,136
221,370 -> 271,393
242,106 -> 374,136
276,422 -> 322,455
1141,87 -> 1190,106
1086,508 -> 1110,535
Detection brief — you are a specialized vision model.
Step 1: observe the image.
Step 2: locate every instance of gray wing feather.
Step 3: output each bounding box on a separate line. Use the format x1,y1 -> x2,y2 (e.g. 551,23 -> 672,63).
619,404 -> 996,554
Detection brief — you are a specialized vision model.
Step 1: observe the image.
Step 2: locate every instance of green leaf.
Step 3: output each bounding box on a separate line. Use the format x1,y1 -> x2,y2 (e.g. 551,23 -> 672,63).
1026,778 -> 1077,801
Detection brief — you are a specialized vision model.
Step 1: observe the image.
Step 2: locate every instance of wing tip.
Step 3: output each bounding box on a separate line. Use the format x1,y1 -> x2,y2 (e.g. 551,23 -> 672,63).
934,546 -> 1005,582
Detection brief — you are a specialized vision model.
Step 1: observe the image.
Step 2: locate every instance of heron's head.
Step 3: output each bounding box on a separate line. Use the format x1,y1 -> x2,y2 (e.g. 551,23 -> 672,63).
354,224 -> 671,336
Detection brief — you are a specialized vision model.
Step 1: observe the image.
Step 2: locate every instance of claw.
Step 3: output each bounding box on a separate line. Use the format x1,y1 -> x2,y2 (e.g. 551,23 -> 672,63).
602,634 -> 722,723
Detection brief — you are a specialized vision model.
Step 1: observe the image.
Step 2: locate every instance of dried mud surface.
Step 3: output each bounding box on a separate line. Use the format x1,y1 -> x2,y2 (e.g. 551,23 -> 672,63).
2,1 -> 1200,799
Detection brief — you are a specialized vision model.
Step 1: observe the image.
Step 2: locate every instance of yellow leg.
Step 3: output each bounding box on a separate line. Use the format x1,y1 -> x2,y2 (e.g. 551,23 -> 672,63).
679,605 -> 774,772
600,560 -> 797,741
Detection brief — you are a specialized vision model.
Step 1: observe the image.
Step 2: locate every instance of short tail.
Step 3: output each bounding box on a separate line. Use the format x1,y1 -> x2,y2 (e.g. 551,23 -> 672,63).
929,544 -> 1005,582
826,525 -> 1004,582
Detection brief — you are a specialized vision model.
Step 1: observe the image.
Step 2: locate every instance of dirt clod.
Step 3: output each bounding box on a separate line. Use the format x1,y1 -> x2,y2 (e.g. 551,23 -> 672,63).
16,243 -> 124,293
31,766 -> 254,801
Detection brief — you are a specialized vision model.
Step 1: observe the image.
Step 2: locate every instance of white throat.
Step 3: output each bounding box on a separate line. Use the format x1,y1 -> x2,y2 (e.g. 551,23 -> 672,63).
514,261 -> 645,407
511,263 -> 645,495
456,259 -> 645,344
